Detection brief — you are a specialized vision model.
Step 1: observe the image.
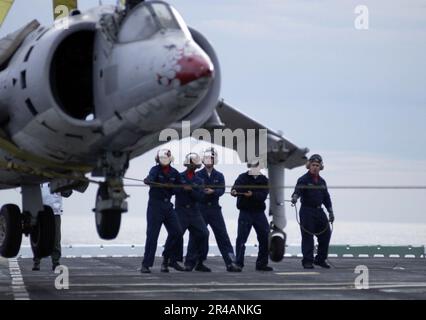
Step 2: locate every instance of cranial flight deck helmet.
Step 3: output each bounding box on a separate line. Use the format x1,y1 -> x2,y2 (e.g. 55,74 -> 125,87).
155,149 -> 174,166
202,147 -> 218,165
306,154 -> 324,170
247,159 -> 263,176
184,152 -> 202,169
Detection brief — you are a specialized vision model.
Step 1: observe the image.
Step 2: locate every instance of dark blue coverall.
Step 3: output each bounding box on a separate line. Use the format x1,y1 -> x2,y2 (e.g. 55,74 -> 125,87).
142,165 -> 183,268
175,170 -> 209,268
187,168 -> 236,266
292,172 -> 332,264
233,172 -> 270,268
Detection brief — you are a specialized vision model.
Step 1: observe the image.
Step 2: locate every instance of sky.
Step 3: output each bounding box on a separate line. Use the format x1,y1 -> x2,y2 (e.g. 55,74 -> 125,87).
0,0 -> 425,244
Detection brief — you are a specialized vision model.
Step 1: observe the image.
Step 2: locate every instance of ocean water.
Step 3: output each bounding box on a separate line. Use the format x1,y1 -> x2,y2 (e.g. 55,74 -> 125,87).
20,214 -> 426,247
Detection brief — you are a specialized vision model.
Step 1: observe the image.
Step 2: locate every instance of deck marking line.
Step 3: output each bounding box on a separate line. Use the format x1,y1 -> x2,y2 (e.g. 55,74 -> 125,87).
8,258 -> 29,300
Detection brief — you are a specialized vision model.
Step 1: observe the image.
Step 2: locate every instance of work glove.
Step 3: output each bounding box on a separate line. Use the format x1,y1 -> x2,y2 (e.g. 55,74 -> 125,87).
328,211 -> 335,223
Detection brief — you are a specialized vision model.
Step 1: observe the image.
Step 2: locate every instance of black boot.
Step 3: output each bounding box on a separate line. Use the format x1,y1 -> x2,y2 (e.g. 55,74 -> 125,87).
314,260 -> 331,269
256,265 -> 274,272
141,266 -> 151,274
195,262 -> 212,272
169,261 -> 185,272
302,262 -> 314,269
161,258 -> 170,273
226,263 -> 242,272
184,265 -> 194,272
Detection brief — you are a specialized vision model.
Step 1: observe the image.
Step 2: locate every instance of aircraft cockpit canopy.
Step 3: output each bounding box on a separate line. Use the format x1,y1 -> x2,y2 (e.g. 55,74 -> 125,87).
118,1 -> 191,43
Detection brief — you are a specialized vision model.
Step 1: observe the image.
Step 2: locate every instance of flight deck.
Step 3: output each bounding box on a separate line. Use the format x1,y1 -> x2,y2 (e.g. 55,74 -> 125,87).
1,246 -> 425,300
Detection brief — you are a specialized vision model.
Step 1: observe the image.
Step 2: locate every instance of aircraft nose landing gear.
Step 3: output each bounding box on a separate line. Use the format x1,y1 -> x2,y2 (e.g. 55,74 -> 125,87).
94,181 -> 128,240
269,223 -> 287,262
93,152 -> 129,240
268,163 -> 288,262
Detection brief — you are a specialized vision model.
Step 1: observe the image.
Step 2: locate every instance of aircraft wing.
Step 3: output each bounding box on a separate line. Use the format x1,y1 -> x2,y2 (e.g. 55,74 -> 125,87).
210,100 -> 309,169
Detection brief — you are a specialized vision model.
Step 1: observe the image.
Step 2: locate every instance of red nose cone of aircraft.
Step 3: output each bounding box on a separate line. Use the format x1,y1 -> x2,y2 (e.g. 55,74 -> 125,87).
176,55 -> 213,86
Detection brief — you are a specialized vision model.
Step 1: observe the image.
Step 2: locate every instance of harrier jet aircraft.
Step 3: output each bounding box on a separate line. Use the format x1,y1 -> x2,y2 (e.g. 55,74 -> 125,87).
0,0 -> 308,261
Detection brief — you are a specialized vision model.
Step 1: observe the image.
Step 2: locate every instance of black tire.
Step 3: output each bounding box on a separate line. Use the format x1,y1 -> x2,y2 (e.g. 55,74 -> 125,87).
95,183 -> 122,240
0,204 -> 23,258
269,232 -> 286,262
30,206 -> 56,258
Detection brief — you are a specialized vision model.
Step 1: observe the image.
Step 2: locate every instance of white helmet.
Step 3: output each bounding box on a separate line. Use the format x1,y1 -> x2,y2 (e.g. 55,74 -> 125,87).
202,147 -> 218,165
184,152 -> 202,169
247,159 -> 260,168
156,149 -> 174,166
247,158 -> 263,176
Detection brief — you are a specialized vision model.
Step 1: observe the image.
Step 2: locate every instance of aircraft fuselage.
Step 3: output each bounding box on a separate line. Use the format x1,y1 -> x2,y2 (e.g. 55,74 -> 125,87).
0,3 -> 216,188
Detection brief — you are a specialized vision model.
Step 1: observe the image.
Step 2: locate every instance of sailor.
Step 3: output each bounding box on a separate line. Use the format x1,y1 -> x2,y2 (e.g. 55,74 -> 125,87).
231,160 -> 273,271
32,183 -> 63,271
187,148 -> 241,272
291,154 -> 334,269
141,149 -> 185,273
175,153 -> 210,272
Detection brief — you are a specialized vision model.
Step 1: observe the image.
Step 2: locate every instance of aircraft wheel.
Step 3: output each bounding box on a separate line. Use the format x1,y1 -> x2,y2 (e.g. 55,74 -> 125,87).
0,204 -> 23,258
269,231 -> 286,262
30,206 -> 55,258
95,183 -> 122,240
